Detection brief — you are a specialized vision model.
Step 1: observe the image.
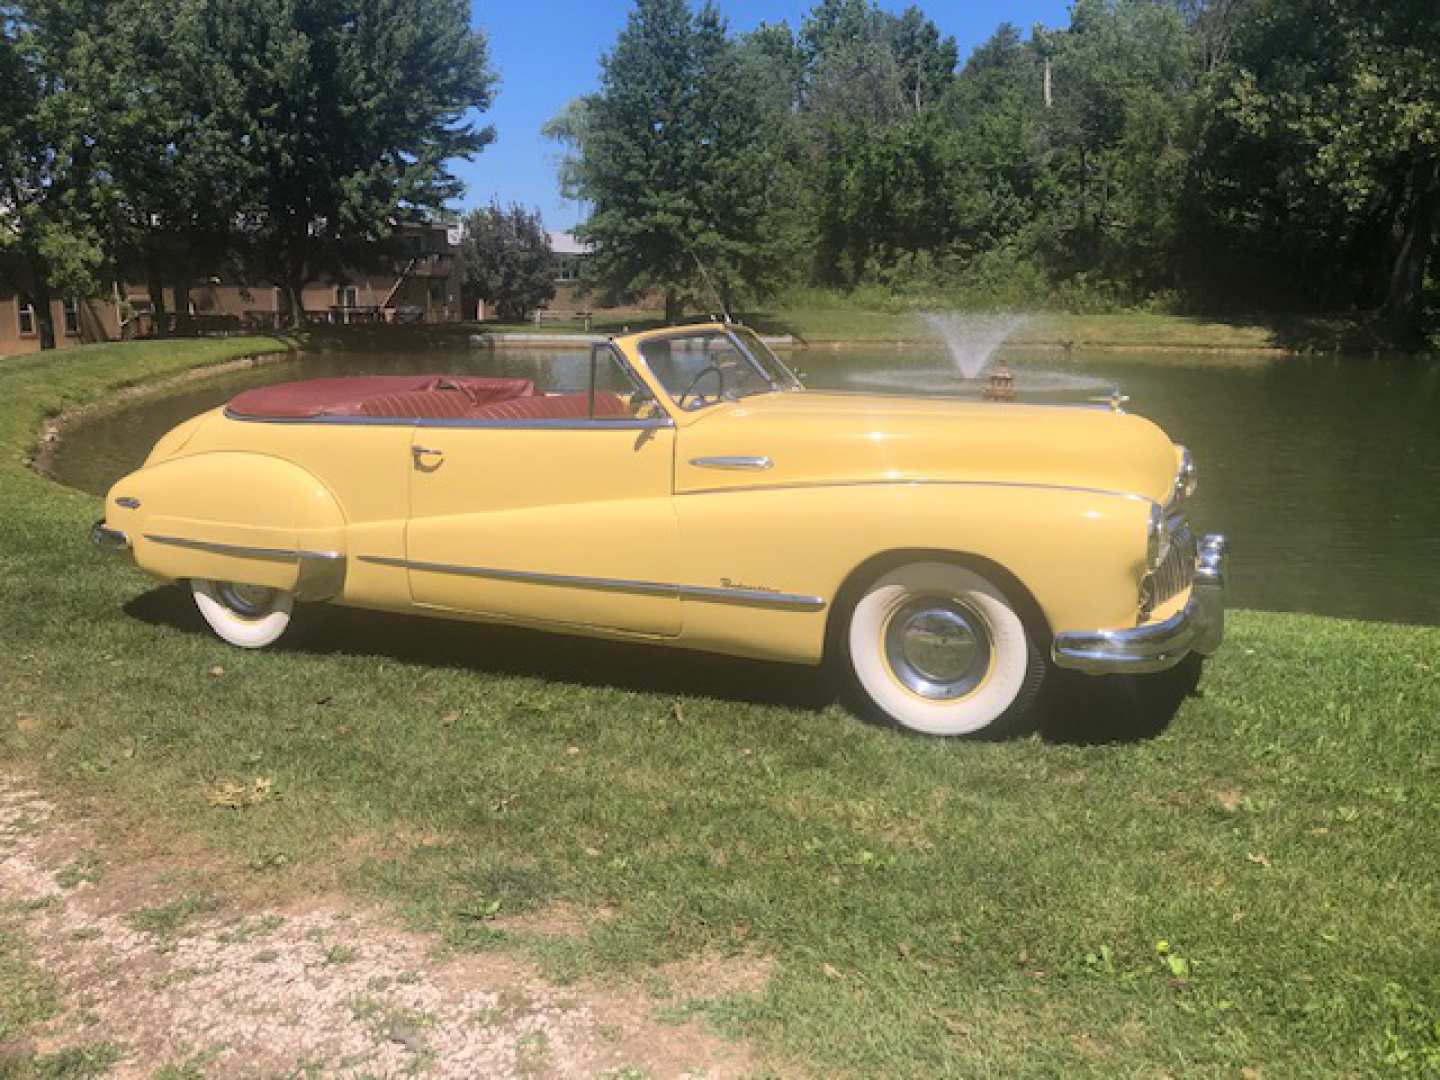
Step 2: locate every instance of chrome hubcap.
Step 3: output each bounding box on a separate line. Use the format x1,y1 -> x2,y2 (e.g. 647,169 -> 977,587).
216,582 -> 278,617
884,597 -> 991,700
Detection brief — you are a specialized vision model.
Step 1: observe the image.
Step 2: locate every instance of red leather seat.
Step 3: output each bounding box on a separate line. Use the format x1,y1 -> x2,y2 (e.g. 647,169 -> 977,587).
357,390 -> 476,419
468,392 -> 630,421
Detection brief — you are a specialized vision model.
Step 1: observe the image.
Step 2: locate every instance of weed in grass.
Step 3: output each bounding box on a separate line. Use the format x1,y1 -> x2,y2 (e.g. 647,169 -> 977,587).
321,944 -> 357,966
54,854 -> 102,890
150,1049 -> 219,1080
8,1042 -> 125,1079
215,915 -> 284,945
514,1031 -> 549,1076
0,930 -> 59,1042
124,893 -> 219,940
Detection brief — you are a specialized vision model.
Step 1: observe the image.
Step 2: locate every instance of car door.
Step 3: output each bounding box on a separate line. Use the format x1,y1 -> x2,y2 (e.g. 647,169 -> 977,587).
404,347 -> 682,637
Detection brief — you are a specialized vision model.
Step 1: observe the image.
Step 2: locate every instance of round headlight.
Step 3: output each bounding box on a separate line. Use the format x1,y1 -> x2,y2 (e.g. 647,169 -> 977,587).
1174,446 -> 1198,503
1147,504 -> 1170,570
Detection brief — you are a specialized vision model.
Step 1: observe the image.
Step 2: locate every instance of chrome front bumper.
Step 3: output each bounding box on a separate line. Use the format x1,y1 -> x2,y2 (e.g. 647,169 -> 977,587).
1052,534 -> 1228,675
90,519 -> 132,554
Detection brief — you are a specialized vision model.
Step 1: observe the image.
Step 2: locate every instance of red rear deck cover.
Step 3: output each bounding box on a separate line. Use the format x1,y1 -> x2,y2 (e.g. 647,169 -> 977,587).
227,375 -> 536,419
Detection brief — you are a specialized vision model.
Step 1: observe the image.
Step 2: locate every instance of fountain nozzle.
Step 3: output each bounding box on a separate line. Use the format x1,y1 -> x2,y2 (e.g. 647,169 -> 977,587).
984,364 -> 1016,402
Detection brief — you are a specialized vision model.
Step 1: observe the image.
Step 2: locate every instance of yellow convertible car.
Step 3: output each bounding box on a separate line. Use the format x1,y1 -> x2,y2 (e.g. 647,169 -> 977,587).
92,323 -> 1226,737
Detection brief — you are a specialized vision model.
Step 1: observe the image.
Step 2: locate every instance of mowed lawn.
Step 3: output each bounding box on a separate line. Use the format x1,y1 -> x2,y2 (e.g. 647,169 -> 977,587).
3,340 -> 1439,1076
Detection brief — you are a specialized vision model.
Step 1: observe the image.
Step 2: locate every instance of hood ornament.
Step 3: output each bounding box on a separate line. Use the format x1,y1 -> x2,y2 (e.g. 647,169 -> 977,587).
983,364 -> 1016,402
1088,388 -> 1130,413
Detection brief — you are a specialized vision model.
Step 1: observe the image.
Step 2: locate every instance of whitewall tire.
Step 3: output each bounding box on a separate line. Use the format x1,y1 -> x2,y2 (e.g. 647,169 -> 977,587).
191,579 -> 295,649
842,561 -> 1044,737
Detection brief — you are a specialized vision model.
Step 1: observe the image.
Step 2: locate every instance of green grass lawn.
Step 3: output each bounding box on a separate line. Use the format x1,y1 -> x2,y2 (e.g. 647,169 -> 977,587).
470,300 -> 1389,355
3,339 -> 1440,1075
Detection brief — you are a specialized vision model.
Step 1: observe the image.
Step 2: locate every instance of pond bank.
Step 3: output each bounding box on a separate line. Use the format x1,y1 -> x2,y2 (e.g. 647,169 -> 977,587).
451,308 -> 1410,357
4,338 -> 1439,1076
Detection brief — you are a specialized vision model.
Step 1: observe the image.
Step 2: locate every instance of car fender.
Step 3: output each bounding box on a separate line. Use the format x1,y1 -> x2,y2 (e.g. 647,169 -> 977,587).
674,481 -> 1152,664
103,451 -> 348,600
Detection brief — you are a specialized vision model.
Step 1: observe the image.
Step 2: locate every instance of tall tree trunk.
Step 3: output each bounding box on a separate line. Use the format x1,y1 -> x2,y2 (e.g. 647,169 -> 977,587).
147,253 -> 169,339
283,272 -> 308,329
173,273 -> 191,336
664,287 -> 681,324
31,265 -> 56,351
1384,155 -> 1440,342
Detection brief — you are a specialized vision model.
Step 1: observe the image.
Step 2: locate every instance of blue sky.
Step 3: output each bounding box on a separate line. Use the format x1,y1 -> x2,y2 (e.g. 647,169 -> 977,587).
453,1 -> 1075,231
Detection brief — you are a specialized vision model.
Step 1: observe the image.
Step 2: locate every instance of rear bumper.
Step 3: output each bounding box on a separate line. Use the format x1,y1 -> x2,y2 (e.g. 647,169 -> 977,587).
91,519 -> 132,554
1052,534 -> 1228,675
90,524 -> 134,567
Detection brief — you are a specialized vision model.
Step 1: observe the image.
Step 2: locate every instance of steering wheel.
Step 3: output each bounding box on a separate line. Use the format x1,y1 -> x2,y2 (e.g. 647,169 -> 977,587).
677,363 -> 728,410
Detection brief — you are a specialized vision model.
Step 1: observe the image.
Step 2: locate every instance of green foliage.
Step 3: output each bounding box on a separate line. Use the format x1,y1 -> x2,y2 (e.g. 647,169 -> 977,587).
558,0 -> 1438,336
1,0 -> 497,339
550,0 -> 805,320
460,203 -> 556,322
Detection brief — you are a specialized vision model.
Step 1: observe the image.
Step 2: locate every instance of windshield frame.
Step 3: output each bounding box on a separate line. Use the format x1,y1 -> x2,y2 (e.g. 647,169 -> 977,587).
627,324 -> 801,415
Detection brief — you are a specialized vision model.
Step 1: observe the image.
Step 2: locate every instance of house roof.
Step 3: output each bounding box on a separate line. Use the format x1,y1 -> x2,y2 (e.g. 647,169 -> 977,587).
548,231 -> 591,256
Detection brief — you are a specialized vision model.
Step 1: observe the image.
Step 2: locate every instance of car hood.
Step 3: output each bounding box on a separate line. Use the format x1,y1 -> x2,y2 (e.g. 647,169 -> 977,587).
674,391 -> 1181,504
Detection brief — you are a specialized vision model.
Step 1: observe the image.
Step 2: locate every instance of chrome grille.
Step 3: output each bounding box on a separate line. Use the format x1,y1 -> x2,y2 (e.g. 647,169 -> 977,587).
1154,515 -> 1196,604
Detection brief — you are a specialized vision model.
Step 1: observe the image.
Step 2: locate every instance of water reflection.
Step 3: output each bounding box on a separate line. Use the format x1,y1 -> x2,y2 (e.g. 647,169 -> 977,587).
50,345 -> 1440,627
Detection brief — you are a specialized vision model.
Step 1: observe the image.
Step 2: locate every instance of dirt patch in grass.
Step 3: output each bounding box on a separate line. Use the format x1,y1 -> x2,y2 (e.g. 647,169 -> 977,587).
0,777 -> 764,1078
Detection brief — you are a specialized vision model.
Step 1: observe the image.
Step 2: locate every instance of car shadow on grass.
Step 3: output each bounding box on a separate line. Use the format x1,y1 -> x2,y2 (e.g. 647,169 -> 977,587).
124,585 -> 1194,742
124,585 -> 834,711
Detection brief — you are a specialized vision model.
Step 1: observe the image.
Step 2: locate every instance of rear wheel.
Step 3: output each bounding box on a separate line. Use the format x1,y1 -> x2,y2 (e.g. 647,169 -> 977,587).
190,579 -> 294,648
840,561 -> 1045,737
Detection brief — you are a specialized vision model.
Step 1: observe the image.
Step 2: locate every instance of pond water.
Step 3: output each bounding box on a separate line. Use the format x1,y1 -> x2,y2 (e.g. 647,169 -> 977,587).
51,344 -> 1440,627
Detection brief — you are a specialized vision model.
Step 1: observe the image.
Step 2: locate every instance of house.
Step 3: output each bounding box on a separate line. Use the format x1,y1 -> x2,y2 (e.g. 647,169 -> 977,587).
547,231 -> 593,314
0,222 -> 464,357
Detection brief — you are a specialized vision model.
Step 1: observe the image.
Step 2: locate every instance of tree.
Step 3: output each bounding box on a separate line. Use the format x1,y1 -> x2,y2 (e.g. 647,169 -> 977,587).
0,0 -> 108,348
460,203 -> 555,321
200,0 -> 497,324
1192,0 -> 1440,336
555,0 -> 801,322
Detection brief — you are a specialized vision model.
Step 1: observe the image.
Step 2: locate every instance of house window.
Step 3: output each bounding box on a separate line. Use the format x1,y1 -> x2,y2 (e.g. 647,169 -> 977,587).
17,300 -> 37,336
337,286 -> 358,309
63,299 -> 80,336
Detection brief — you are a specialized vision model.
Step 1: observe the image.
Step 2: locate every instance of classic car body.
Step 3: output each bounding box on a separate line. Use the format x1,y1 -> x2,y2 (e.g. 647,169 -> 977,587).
92,323 -> 1227,736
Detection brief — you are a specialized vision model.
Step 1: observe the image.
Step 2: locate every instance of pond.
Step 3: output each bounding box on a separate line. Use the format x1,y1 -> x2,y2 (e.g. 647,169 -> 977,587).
51,343 -> 1440,627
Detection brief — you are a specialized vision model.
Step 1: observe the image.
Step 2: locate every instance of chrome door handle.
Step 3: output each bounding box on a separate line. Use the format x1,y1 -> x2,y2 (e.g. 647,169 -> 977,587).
411,445 -> 444,469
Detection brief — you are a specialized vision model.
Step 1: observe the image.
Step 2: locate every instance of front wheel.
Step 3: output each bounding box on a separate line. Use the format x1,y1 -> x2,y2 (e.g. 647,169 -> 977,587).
840,561 -> 1046,737
190,579 -> 295,648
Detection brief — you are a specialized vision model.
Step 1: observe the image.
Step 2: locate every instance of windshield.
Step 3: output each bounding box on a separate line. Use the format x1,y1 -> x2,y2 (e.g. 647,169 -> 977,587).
638,328 -> 798,411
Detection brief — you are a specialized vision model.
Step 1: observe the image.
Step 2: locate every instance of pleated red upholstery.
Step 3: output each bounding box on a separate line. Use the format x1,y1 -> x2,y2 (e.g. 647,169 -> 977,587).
356,391 -> 477,419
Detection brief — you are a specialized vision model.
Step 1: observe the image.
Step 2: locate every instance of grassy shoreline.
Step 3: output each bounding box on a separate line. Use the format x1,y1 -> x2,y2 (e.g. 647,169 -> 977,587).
461,307 -> 1404,356
3,339 -> 1440,1075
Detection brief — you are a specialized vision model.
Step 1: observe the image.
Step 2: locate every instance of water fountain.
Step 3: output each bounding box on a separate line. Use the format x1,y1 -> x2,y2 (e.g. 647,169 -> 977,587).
921,312 -> 1031,379
839,310 -> 1116,403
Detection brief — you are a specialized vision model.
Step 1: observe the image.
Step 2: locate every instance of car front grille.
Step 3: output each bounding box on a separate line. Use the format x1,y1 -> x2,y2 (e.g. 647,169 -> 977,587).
1154,515 -> 1197,605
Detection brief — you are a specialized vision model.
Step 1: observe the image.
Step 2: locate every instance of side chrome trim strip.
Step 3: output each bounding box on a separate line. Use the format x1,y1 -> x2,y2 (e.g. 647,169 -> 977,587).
144,534 -> 344,563
223,407 -> 674,431
143,534 -> 347,601
357,555 -> 825,611
677,477 -> 1157,505
689,455 -> 774,471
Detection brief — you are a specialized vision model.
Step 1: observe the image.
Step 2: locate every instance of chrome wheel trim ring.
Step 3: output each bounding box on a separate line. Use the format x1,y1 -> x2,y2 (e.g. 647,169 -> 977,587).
883,596 -> 992,700
216,581 -> 280,618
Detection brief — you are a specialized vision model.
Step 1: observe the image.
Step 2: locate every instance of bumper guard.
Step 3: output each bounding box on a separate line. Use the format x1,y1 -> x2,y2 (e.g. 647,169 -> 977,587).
1052,534 -> 1227,675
